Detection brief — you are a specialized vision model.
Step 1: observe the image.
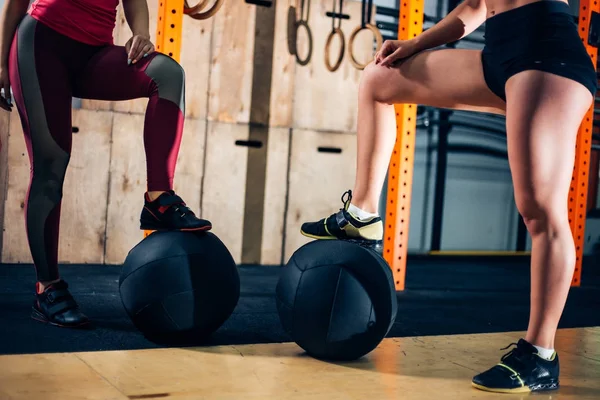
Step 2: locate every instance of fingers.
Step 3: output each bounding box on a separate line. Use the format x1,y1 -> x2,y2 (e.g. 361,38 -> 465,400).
141,43 -> 154,59
125,38 -> 132,57
128,36 -> 142,64
128,37 -> 155,65
380,48 -> 403,68
375,41 -> 393,64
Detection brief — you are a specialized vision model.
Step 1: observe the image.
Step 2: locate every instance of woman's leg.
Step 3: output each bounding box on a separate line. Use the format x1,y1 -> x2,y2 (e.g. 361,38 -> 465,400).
472,71 -> 593,393
352,49 -> 506,213
506,71 -> 592,347
301,49 -> 506,243
73,47 -> 210,231
9,16 -> 88,327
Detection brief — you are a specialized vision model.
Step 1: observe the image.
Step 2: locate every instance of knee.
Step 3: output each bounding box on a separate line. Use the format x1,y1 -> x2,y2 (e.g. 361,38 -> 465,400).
31,158 -> 69,205
515,192 -> 563,236
144,53 -> 186,111
360,62 -> 410,104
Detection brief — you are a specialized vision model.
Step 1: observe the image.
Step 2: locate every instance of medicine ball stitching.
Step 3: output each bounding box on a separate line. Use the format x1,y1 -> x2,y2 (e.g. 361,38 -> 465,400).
324,268 -> 344,344
120,255 -> 195,282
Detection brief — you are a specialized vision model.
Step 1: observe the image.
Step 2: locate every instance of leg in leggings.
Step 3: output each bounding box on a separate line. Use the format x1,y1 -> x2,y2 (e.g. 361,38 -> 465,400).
10,16 -> 73,285
10,16 -> 89,327
73,47 -> 185,192
73,46 -> 212,232
9,16 -> 210,328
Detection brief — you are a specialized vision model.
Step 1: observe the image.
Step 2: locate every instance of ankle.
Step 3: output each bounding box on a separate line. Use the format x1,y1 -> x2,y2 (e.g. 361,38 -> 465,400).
146,190 -> 167,202
37,279 -> 61,294
349,199 -> 379,214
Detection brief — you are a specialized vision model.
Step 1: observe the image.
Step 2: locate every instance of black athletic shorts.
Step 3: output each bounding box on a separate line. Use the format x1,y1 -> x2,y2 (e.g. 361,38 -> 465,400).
481,0 -> 598,101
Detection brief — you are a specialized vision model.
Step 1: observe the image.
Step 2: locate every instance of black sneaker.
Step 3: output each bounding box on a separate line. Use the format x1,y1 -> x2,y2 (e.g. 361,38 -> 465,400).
140,190 -> 211,232
300,190 -> 383,251
472,339 -> 560,393
31,280 -> 90,328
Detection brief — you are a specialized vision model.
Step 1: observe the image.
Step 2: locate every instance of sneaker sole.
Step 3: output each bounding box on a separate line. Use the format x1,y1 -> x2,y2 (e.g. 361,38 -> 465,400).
471,380 -> 559,393
31,308 -> 90,329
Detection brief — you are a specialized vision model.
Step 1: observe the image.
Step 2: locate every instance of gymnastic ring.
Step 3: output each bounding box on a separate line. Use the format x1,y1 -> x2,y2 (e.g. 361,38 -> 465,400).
184,0 -> 209,15
295,20 -> 313,66
184,0 -> 224,20
348,23 -> 383,70
324,28 -> 345,72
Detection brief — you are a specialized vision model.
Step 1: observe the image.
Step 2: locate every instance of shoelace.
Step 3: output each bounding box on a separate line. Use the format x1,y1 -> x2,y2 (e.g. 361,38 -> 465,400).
500,342 -> 533,366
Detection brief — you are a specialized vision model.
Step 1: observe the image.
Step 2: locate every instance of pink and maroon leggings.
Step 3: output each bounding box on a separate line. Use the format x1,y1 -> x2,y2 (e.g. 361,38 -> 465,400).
9,15 -> 185,282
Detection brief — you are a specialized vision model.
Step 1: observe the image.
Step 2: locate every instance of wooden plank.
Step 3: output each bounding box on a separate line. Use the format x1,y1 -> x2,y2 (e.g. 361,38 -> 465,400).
207,1 -> 256,124
262,127 -> 291,264
0,110 -> 10,256
284,128 -> 357,261
104,114 -> 205,264
2,110 -> 112,264
0,353 -> 127,400
202,122 -> 289,264
292,0 -> 376,133
59,110 -> 112,263
270,1 -> 296,127
178,7 -> 213,120
103,2 -> 212,119
1,112 -> 29,263
0,330 -> 589,399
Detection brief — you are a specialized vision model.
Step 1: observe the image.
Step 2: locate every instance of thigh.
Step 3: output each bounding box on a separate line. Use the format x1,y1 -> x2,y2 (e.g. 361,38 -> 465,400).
10,15 -> 73,158
73,45 -> 154,101
368,48 -> 507,115
504,70 -> 593,212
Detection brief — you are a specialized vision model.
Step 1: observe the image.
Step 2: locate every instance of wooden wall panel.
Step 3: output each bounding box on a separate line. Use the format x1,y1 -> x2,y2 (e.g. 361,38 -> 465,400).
284,129 -> 357,261
2,110 -> 112,264
2,113 -> 28,263
0,110 -> 11,256
207,1 -> 294,126
202,122 -> 289,264
269,2 -> 296,127
104,115 -> 205,264
207,2 -> 256,124
262,127 -> 291,264
292,0 -> 376,132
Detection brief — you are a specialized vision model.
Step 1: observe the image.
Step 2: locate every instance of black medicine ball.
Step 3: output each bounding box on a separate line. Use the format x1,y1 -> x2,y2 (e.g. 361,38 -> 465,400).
276,240 -> 397,361
119,231 -> 240,343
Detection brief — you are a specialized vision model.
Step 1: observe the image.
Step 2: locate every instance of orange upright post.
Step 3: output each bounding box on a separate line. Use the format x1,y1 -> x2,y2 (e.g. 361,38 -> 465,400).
156,0 -> 185,62
144,0 -> 184,238
570,1 -> 599,286
383,1 -> 423,291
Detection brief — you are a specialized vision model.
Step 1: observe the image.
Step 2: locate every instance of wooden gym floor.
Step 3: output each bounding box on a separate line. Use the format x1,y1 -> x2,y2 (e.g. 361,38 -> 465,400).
1,257 -> 598,399
1,328 -> 599,400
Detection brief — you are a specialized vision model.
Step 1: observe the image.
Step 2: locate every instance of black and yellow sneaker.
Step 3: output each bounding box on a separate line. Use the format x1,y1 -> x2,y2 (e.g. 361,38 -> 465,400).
31,280 -> 90,328
472,339 -> 560,393
140,190 -> 212,232
300,190 -> 383,251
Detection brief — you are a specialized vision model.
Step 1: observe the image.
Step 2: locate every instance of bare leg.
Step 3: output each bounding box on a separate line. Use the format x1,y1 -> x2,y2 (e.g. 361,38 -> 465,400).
351,49 -> 506,212
504,71 -> 593,348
